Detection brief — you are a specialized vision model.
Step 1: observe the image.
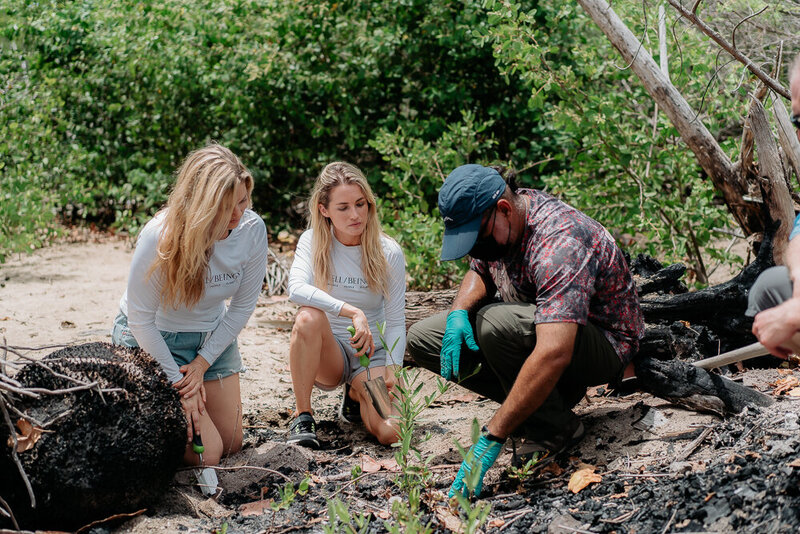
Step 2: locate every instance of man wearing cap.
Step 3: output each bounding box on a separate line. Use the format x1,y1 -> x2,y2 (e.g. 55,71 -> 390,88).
747,53 -> 800,356
407,164 -> 644,498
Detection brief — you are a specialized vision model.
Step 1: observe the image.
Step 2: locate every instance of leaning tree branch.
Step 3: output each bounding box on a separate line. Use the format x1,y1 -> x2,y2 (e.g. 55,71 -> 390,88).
577,0 -> 760,236
667,0 -> 790,100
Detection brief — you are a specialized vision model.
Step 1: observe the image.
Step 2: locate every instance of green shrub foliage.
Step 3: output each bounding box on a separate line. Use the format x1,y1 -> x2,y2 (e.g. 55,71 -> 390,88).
2,0 -> 786,285
0,0 -> 545,281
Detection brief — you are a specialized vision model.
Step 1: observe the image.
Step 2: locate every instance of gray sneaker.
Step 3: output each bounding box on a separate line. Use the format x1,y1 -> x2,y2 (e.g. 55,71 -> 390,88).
287,412 -> 320,449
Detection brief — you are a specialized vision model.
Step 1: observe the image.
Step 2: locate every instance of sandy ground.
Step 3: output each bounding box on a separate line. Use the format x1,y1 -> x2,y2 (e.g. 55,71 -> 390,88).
1,235 -> 797,533
0,235 -> 497,532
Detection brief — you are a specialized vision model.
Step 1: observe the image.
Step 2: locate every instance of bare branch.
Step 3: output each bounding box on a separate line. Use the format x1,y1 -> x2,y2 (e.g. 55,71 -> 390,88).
0,495 -> 20,531
667,0 -> 790,100
0,394 -> 36,508
577,0 -> 760,236
731,6 -> 769,52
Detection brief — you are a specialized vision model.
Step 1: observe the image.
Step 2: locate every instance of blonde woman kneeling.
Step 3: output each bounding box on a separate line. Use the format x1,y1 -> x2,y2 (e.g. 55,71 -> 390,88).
112,144 -> 268,466
286,162 -> 406,447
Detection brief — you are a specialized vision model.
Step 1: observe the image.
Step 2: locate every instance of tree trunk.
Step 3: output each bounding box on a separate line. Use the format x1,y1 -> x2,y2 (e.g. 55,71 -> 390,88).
576,0 -> 760,235
748,98 -> 794,263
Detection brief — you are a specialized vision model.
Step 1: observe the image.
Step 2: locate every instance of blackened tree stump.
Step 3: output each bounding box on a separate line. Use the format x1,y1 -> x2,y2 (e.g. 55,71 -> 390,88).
0,342 -> 186,530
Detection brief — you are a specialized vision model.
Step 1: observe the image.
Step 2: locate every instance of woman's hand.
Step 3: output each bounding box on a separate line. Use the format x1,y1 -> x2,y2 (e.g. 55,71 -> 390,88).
348,309 -> 374,358
180,391 -> 206,443
175,356 -> 211,398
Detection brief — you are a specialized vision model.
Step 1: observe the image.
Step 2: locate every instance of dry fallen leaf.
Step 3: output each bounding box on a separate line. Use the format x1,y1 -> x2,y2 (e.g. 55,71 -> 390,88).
788,458 -> 800,468
609,492 -> 629,499
239,499 -> 272,517
8,419 -> 43,453
379,458 -> 399,472
541,462 -> 564,477
770,376 -> 800,395
434,506 -> 463,532
360,454 -> 382,473
487,518 -> 505,528
376,510 -> 391,520
568,466 -> 602,493
787,387 -> 800,397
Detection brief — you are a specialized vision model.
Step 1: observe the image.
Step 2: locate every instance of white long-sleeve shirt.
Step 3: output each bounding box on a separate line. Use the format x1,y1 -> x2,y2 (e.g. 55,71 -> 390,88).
120,209 -> 268,383
287,229 -> 406,365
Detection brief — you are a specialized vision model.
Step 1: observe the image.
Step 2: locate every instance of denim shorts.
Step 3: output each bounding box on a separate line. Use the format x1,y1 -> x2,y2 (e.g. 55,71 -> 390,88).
314,335 -> 388,391
111,312 -> 243,382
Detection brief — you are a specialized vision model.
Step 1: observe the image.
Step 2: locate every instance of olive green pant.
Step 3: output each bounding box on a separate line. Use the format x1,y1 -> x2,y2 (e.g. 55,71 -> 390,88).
407,302 -> 624,440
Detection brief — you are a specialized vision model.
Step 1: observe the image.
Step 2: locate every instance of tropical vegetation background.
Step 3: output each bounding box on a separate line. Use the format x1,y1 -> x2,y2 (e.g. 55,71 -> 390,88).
1,0 -> 798,288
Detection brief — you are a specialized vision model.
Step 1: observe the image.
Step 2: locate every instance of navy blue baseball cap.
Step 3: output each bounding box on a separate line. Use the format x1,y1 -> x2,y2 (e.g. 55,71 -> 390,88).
438,164 -> 506,261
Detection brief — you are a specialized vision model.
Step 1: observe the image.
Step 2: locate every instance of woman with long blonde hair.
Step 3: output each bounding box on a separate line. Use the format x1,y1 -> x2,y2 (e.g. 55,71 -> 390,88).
111,143 -> 268,470
287,162 -> 406,446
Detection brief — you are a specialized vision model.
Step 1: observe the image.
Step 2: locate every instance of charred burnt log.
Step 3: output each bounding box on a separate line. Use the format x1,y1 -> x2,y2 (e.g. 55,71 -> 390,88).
634,356 -> 773,416
635,225 -> 775,359
0,342 -> 185,530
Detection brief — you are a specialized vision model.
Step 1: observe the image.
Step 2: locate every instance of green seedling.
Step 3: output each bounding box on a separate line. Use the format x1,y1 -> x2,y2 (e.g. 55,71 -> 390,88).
270,476 -> 310,512
347,325 -> 370,368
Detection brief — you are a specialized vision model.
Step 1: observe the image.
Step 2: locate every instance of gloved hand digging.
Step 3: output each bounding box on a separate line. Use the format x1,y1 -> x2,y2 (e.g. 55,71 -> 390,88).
440,309 -> 479,381
449,431 -> 503,498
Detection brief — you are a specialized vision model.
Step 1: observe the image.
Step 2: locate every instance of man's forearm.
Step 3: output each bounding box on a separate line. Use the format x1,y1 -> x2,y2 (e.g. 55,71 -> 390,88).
486,322 -> 577,439
451,270 -> 492,312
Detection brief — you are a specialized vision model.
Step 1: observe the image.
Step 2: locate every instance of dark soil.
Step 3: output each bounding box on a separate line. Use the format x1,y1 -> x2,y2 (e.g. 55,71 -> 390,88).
113,376 -> 800,534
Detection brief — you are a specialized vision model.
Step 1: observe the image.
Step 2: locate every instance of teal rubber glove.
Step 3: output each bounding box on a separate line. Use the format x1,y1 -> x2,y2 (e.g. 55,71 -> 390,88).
449,434 -> 503,498
440,310 -> 478,381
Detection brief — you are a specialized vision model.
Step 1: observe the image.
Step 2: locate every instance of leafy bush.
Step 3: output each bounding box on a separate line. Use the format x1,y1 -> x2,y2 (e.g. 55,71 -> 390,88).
2,0 -> 783,287
475,0 -> 791,282
0,0 -> 547,283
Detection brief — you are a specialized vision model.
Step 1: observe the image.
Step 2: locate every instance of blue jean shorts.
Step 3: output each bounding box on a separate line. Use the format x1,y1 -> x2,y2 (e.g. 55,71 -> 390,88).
314,335 -> 388,391
111,312 -> 243,382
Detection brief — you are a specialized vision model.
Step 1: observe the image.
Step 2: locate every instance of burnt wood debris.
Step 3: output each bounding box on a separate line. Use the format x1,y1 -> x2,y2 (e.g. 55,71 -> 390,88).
0,342 -> 185,530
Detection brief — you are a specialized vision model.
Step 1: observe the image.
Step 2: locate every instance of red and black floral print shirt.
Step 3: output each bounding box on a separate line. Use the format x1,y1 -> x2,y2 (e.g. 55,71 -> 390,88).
470,189 -> 644,363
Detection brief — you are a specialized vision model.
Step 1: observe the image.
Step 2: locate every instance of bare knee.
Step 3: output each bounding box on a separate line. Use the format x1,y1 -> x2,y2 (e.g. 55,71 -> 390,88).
292,307 -> 327,338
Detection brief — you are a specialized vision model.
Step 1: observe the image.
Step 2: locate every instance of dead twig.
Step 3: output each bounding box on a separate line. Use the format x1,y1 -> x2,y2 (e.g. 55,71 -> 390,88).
330,472 -> 381,497
661,508 -> 678,534
0,381 -> 125,398
0,394 -> 36,508
666,0 -> 789,100
74,508 -> 146,534
600,507 -> 640,524
675,426 -> 714,462
177,464 -> 292,483
498,508 -> 532,531
0,495 -> 19,531
617,473 -> 672,478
